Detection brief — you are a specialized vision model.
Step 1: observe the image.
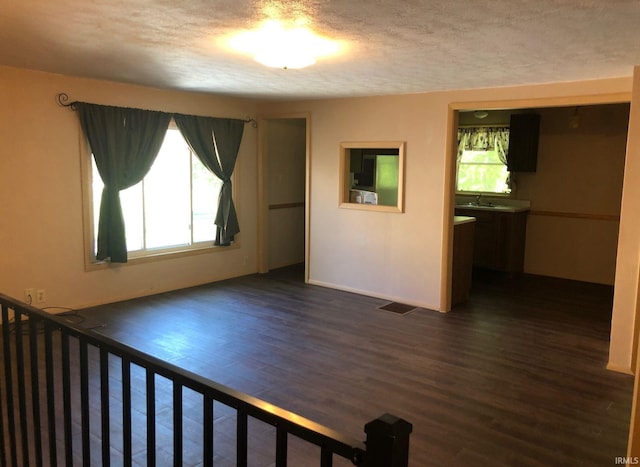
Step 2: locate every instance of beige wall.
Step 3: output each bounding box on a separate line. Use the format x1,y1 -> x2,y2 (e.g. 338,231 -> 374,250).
259,77 -> 636,372
519,104 -> 628,285
262,93 -> 452,309
0,66 -> 258,309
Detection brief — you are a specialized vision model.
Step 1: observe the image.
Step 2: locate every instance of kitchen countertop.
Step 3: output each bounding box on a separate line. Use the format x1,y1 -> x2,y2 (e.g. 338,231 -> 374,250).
454,215 -> 477,225
455,204 -> 530,213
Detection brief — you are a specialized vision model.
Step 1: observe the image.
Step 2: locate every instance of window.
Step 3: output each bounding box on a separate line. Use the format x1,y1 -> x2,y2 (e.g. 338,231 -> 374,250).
456,127 -> 510,195
90,125 -> 223,260
456,149 -> 510,194
339,141 -> 405,213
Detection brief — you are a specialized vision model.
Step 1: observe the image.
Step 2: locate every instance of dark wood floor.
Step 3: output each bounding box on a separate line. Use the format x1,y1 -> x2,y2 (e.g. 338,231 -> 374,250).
76,265 -> 633,466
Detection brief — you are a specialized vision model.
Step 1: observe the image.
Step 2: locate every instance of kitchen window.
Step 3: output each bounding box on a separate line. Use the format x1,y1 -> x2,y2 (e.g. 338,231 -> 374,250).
456,127 -> 510,195
87,125 -> 224,263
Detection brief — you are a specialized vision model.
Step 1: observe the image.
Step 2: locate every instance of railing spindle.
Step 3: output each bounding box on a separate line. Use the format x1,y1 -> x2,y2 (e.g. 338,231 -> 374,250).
275,426 -> 287,467
44,323 -> 57,466
203,396 -> 214,467
146,368 -> 156,466
29,317 -> 43,467
122,358 -> 132,467
320,445 -> 333,467
14,313 -> 30,467
79,339 -> 90,466
0,325 -> 5,467
1,304 -> 16,467
100,348 -> 111,466
237,410 -> 248,467
60,333 -> 73,467
173,382 -> 183,467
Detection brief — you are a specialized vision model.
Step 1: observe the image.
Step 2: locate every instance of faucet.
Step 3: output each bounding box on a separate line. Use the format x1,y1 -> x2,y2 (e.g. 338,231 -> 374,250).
475,194 -> 482,205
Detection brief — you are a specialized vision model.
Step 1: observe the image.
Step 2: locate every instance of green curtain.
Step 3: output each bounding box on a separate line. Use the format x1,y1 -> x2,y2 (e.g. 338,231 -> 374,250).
174,115 -> 244,246
76,103 -> 171,262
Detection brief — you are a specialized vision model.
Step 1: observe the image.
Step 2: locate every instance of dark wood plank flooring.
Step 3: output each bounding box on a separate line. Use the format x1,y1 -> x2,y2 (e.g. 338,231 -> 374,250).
76,265 -> 634,466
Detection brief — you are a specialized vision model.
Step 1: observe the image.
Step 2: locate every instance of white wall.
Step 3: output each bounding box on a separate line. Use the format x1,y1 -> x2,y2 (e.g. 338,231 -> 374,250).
0,66 -> 258,309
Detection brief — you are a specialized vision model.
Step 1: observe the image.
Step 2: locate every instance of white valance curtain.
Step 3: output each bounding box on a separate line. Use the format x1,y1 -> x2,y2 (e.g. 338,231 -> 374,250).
457,127 -> 510,164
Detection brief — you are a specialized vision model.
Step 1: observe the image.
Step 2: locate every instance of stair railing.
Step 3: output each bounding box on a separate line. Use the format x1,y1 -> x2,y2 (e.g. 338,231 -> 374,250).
0,293 -> 412,467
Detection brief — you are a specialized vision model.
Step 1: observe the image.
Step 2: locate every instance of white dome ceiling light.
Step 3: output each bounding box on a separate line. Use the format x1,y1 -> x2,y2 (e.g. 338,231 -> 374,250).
228,20 -> 343,70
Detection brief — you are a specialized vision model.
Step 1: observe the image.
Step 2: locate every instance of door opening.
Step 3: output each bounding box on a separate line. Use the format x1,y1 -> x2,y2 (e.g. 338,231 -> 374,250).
257,115 -> 310,280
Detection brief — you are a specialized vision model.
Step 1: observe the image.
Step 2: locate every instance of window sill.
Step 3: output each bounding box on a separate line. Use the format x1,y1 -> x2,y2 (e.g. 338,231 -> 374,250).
339,202 -> 403,213
84,242 -> 239,272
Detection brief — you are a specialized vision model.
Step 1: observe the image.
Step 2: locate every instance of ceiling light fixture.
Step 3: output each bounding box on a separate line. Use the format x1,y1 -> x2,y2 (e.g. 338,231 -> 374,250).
473,110 -> 489,119
228,20 -> 341,69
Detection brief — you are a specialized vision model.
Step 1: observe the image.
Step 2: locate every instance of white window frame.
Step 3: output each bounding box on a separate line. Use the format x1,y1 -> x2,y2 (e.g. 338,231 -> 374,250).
455,148 -> 512,196
454,125 -> 514,198
80,122 -> 239,271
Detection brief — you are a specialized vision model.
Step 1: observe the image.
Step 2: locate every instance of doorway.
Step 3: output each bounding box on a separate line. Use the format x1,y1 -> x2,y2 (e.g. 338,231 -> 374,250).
447,100 -> 630,348
455,103 -> 628,286
257,115 -> 310,279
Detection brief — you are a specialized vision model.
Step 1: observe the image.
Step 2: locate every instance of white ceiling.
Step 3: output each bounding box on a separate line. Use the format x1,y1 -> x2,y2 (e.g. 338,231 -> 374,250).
1,0 -> 640,100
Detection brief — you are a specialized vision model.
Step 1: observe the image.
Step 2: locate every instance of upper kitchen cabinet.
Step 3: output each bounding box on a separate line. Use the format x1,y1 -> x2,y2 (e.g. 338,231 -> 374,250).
507,113 -> 540,172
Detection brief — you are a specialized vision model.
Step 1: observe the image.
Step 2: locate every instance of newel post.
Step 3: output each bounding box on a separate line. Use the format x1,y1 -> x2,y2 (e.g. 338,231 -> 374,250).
363,413 -> 413,467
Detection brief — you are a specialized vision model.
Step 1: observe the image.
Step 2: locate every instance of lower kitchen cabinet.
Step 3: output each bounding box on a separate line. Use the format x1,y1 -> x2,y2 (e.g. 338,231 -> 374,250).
454,208 -> 528,273
452,217 -> 475,306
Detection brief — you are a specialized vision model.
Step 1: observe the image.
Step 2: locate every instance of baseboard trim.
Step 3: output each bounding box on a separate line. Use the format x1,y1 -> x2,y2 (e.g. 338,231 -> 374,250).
307,279 -> 439,312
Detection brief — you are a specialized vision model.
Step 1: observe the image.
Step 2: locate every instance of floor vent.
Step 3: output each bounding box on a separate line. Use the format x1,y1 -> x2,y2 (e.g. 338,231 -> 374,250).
378,302 -> 417,315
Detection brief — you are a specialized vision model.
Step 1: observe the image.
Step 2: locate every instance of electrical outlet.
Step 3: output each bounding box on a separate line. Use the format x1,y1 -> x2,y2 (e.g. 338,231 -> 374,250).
36,289 -> 46,303
24,288 -> 35,304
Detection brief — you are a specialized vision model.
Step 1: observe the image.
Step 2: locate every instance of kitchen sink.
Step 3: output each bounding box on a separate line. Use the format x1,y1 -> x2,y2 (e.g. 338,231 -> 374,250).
458,202 -> 496,207
455,203 -> 529,213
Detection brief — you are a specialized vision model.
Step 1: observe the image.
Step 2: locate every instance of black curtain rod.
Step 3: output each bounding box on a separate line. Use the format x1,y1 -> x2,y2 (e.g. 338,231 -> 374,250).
56,93 -> 258,128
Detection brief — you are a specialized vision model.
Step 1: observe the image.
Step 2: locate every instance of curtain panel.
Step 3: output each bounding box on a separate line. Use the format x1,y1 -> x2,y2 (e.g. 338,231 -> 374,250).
76,103 -> 171,262
77,101 -> 246,261
457,127 -> 510,164
174,115 -> 244,246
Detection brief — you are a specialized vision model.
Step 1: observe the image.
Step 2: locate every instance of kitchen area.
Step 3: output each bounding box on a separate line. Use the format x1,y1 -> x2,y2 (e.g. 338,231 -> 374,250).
451,103 -> 629,307
452,200 -> 530,305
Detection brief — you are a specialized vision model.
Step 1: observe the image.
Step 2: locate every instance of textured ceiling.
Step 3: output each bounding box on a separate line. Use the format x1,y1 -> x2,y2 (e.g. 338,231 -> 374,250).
1,0 -> 640,100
